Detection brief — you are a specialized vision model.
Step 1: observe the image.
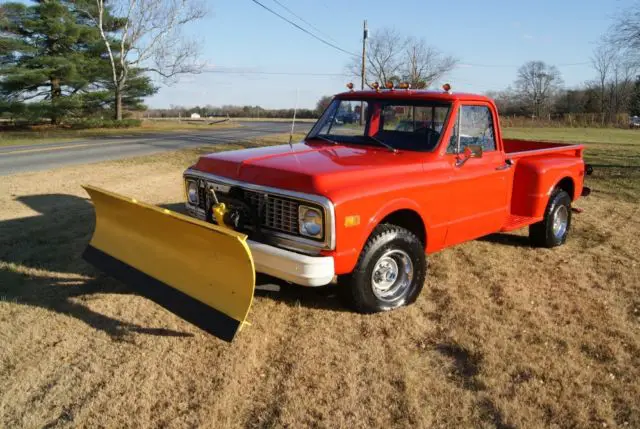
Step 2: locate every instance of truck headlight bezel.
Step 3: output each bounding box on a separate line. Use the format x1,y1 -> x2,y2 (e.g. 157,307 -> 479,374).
186,180 -> 198,204
299,205 -> 323,239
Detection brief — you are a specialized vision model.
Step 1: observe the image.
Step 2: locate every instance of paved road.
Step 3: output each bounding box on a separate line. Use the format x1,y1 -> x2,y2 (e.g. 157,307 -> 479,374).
0,121 -> 313,176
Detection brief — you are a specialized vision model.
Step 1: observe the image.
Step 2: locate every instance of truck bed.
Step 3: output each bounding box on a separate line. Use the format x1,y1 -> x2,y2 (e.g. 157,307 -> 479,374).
503,138 -> 586,229
503,139 -> 584,160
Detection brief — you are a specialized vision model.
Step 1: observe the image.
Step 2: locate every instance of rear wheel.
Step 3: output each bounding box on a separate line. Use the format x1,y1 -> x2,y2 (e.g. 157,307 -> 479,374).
340,224 -> 427,313
529,189 -> 572,248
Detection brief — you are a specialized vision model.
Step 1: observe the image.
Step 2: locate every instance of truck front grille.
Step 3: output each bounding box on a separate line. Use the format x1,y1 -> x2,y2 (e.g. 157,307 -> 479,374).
197,183 -> 207,210
186,174 -> 330,248
244,190 -> 300,235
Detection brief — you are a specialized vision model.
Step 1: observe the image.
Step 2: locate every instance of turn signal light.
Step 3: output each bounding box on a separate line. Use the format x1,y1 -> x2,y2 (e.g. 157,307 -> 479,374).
344,215 -> 360,227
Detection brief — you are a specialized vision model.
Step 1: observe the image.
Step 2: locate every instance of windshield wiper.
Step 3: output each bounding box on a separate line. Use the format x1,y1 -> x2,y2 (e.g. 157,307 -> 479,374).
366,135 -> 397,153
311,134 -> 339,145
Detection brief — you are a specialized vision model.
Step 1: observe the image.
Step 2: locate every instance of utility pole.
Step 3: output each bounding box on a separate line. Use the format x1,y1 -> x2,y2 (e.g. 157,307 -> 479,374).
360,19 -> 368,125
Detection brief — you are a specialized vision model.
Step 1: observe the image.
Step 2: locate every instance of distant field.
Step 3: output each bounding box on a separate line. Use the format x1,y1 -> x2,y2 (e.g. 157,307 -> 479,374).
0,131 -> 638,428
0,120 -> 238,147
503,127 -> 639,145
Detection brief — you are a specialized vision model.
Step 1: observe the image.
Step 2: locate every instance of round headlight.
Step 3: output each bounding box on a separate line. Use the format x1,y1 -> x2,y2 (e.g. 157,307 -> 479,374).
187,181 -> 198,204
299,206 -> 323,238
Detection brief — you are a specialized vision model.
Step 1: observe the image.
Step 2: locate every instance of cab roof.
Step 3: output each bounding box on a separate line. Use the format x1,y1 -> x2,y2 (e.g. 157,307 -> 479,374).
335,89 -> 493,103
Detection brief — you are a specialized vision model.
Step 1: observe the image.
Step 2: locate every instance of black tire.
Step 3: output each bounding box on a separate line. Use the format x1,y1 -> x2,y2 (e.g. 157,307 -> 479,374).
339,224 -> 427,313
529,189 -> 572,248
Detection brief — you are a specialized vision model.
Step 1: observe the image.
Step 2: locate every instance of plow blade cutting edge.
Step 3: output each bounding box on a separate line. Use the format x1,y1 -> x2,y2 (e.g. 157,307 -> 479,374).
82,185 -> 255,342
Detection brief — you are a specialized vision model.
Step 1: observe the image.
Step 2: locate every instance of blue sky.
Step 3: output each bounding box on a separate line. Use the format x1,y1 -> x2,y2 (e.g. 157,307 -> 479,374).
149,0 -> 635,109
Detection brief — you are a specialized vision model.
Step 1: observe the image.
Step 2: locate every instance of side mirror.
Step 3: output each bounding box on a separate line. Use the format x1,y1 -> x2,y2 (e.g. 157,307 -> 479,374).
456,144 -> 483,167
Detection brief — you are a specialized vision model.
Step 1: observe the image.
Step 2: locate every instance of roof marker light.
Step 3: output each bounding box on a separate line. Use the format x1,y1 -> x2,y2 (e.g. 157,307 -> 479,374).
371,82 -> 380,92
443,83 -> 452,93
398,82 -> 411,90
346,82 -> 354,91
385,81 -> 394,90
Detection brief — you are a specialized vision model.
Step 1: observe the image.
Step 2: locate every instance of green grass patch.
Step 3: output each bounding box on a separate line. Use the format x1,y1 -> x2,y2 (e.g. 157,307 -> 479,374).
503,127 -> 640,145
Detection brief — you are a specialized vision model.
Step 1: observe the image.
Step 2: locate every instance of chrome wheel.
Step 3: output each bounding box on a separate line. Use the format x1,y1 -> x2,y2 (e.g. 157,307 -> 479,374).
371,249 -> 414,302
552,205 -> 568,240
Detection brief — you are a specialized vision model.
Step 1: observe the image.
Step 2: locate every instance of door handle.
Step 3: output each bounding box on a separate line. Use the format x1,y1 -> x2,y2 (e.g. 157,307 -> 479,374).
495,159 -> 513,171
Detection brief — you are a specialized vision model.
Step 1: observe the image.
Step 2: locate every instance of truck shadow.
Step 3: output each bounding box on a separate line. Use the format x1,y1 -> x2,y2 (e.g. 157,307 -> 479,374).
0,194 -> 192,340
253,275 -> 347,312
477,233 -> 531,247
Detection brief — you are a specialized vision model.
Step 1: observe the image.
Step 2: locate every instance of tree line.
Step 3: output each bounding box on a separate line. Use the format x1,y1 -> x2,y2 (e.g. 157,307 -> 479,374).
345,15 -> 640,127
146,104 -> 320,119
3,2 -> 639,127
0,0 -> 206,124
489,57 -> 639,126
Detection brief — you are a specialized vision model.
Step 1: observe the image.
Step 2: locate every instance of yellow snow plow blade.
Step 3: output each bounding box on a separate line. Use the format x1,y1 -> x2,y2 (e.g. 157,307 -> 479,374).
82,185 -> 255,342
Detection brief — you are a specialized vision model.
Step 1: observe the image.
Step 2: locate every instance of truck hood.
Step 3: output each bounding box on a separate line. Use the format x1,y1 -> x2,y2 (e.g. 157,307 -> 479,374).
192,141 -> 425,195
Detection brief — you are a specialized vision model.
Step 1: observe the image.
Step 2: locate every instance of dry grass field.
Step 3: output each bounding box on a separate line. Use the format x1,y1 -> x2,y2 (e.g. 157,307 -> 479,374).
1,130 -> 639,428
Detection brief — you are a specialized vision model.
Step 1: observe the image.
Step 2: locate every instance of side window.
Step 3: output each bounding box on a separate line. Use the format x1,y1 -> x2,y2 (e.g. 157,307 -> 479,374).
446,105 -> 496,153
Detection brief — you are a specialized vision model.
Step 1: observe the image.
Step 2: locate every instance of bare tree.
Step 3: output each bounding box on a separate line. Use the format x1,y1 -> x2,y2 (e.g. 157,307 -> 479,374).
610,2 -> 640,62
591,41 -> 616,123
348,28 -> 403,85
514,61 -> 563,118
402,38 -> 457,88
608,54 -> 638,119
348,28 -> 456,89
75,0 -> 207,120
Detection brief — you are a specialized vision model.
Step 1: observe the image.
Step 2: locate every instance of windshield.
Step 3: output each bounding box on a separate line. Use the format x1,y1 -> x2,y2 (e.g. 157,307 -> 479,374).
307,98 -> 451,152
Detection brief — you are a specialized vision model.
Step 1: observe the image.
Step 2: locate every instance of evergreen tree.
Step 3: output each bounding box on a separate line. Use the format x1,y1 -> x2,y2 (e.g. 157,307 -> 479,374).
0,1 -> 157,123
0,1 -> 103,123
82,68 -> 157,117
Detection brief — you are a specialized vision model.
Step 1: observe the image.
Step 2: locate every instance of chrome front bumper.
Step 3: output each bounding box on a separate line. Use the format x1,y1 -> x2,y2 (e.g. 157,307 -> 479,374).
185,204 -> 334,287
248,240 -> 335,287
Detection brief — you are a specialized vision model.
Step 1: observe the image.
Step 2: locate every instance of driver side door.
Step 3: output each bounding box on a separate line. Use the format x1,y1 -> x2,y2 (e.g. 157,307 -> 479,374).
444,104 -> 510,246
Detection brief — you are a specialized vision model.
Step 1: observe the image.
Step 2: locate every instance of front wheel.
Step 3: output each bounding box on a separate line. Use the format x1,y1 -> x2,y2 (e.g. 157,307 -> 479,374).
340,224 -> 427,313
529,189 -> 572,248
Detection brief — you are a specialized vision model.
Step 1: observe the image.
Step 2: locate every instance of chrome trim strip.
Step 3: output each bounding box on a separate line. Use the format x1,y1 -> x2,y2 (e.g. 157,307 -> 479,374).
183,168 -> 336,251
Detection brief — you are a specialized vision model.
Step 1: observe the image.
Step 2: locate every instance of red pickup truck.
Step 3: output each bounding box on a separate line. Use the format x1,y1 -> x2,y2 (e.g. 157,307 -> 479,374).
183,86 -> 590,310
83,85 -> 591,341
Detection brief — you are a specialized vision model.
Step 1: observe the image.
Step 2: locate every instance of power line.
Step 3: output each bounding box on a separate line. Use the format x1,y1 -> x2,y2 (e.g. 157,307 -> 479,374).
203,69 -> 350,77
270,0 -> 341,45
249,0 -> 358,57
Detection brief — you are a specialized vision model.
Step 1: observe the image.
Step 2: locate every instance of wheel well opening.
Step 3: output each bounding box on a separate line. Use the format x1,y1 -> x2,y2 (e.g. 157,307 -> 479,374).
380,209 -> 426,246
556,177 -> 575,200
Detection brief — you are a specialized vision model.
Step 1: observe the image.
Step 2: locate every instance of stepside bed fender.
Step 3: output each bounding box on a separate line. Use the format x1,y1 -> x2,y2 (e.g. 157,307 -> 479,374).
510,156 -> 583,218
